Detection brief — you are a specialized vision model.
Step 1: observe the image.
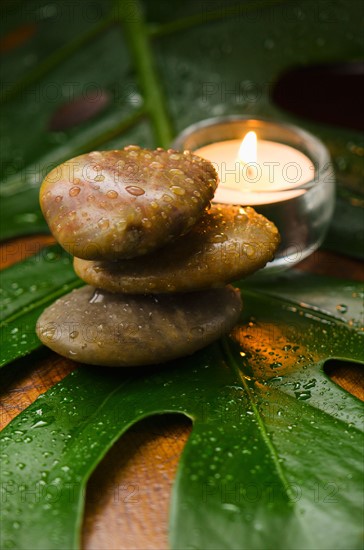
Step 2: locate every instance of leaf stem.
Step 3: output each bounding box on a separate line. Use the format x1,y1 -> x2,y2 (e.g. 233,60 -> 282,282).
113,0 -> 174,147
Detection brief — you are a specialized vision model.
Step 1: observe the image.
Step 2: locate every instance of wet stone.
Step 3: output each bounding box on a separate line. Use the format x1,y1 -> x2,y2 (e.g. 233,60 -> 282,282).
39,146 -> 218,261
36,285 -> 242,367
74,204 -> 280,294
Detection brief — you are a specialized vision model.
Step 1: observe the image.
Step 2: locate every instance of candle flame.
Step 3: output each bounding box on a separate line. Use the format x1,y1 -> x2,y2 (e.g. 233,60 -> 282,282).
238,131 -> 257,164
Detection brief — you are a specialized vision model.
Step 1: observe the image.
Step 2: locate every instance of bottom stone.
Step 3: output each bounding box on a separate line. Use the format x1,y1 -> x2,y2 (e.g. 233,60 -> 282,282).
36,285 -> 242,367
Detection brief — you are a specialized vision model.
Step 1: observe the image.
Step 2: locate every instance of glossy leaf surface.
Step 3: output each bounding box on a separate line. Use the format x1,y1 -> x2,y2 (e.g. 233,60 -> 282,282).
1,1 -> 363,549
1,272 -> 363,550
0,245 -> 81,367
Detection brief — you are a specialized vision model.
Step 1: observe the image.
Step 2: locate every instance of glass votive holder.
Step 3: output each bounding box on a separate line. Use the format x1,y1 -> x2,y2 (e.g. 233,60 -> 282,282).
172,115 -> 335,276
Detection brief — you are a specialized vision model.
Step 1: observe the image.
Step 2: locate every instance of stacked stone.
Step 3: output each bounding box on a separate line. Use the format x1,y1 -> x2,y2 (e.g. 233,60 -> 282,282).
36,146 -> 279,367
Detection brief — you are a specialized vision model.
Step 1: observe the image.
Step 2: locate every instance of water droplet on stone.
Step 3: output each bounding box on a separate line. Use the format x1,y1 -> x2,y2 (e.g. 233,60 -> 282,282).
210,233 -> 227,243
171,185 -> 185,196
89,289 -> 104,304
125,185 -> 145,196
98,218 -> 109,230
69,186 -> 80,197
150,161 -> 163,169
169,168 -> 184,176
106,190 -> 118,199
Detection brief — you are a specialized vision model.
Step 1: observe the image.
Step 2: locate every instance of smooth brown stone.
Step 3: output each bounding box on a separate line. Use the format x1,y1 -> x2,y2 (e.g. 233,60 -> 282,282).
39,146 -> 218,260
36,285 -> 242,367
74,204 -> 280,293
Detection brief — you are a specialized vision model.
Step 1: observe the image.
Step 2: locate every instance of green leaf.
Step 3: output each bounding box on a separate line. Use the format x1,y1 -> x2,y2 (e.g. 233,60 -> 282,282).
0,1 -> 363,548
1,0 -> 363,255
1,272 -> 363,550
0,245 -> 81,367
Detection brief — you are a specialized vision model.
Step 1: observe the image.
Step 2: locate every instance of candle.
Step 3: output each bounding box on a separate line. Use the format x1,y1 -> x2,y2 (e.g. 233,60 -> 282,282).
172,116 -> 335,274
195,131 -> 315,206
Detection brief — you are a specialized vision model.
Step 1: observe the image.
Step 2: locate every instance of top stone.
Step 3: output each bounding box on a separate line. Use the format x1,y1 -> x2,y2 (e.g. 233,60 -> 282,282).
39,146 -> 218,260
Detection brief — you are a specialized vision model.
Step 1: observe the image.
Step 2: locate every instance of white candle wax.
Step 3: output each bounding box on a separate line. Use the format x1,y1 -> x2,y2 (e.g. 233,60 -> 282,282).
195,139 -> 315,205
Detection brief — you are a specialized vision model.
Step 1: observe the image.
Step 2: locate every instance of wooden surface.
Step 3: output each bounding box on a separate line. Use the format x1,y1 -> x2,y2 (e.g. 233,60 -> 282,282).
1,235 -> 363,550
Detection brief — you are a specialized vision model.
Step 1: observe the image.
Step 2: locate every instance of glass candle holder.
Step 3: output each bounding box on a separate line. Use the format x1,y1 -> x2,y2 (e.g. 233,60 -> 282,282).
172,115 -> 335,275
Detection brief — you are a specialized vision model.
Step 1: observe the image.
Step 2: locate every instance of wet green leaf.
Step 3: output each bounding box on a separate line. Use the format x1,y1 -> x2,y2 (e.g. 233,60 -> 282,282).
0,245 -> 81,367
0,1 -> 363,549
0,0 -> 363,253
1,272 -> 363,550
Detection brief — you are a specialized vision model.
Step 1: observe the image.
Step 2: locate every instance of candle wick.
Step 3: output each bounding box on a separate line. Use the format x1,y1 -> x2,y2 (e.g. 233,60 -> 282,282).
247,165 -> 254,179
